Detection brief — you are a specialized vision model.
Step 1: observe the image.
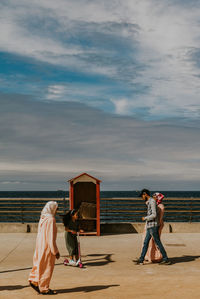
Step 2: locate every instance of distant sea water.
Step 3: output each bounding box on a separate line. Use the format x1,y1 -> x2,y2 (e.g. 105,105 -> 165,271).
0,190 -> 200,198
1,191 -> 200,223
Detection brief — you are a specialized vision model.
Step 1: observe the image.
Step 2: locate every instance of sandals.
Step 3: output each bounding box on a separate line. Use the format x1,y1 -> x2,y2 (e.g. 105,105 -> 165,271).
29,282 -> 40,294
41,289 -> 57,295
30,282 -> 57,295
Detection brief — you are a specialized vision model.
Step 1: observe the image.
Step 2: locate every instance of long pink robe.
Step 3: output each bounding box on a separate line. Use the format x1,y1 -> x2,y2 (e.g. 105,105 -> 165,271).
29,215 -> 58,292
143,203 -> 165,263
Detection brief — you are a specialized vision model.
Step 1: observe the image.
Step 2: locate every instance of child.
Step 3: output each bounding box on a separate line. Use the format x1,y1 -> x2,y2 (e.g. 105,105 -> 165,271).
62,209 -> 82,266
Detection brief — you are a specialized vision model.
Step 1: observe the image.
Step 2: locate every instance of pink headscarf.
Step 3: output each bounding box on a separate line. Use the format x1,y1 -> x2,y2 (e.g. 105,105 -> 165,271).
153,192 -> 164,205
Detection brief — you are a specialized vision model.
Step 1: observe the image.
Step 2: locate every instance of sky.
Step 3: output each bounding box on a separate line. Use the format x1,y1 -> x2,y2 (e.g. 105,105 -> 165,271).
0,0 -> 200,191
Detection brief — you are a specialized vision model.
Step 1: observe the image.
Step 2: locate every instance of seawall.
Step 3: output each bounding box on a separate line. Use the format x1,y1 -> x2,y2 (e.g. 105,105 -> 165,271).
1,222 -> 200,234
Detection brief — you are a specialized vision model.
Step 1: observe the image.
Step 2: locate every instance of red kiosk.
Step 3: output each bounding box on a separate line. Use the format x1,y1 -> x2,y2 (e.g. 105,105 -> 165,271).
68,172 -> 101,236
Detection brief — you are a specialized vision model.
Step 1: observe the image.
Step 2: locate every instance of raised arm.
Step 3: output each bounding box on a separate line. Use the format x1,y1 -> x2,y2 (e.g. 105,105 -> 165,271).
65,226 -> 76,234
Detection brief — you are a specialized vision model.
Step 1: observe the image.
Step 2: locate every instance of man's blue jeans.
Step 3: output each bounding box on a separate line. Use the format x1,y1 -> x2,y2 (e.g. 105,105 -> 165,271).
139,226 -> 168,262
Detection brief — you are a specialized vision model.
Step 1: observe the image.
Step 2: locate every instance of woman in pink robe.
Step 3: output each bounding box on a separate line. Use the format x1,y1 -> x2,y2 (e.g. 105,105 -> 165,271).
29,201 -> 60,295
143,193 -> 165,263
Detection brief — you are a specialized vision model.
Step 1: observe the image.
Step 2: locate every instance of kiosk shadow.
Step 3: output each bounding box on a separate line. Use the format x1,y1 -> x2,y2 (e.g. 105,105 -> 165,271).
56,284 -> 119,294
170,255 -> 200,264
0,285 -> 29,291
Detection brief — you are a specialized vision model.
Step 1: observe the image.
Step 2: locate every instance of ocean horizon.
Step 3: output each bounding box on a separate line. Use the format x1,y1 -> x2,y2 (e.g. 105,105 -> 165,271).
1,190 -> 200,223
0,190 -> 200,198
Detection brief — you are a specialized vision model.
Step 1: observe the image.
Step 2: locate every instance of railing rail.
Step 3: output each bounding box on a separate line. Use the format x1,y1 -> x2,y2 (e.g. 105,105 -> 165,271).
100,198 -> 200,223
0,198 -> 200,223
0,198 -> 69,223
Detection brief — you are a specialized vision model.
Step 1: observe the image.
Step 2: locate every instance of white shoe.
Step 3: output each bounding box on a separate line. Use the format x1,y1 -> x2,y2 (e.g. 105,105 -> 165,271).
68,259 -> 76,266
76,259 -> 80,266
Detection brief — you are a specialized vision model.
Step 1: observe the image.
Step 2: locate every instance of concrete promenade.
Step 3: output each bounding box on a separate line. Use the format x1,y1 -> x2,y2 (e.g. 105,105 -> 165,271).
1,232 -> 200,299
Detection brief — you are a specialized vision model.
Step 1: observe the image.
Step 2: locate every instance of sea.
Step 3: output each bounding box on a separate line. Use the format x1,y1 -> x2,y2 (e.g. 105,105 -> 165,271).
0,190 -> 200,198
1,190 -> 200,223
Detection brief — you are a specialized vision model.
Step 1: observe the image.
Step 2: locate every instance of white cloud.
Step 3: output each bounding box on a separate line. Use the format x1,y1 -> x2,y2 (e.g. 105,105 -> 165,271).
1,94 -> 200,190
110,98 -> 131,115
0,0 -> 200,120
47,84 -> 66,100
124,0 -> 200,118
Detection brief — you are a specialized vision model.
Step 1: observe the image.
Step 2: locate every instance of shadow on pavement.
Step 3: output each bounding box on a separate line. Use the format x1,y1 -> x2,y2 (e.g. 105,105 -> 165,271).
56,284 -> 120,294
83,253 -> 114,267
170,255 -> 200,264
101,223 -> 139,234
0,267 -> 32,274
0,285 -> 29,291
0,262 -> 65,274
60,253 -> 114,267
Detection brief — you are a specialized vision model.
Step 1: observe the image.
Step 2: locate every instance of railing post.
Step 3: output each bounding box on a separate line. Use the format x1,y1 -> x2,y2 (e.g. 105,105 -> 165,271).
189,198 -> 193,223
21,199 -> 24,224
63,191 -> 67,214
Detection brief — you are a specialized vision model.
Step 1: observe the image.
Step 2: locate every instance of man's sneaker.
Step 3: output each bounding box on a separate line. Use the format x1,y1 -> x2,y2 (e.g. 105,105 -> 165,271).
159,259 -> 171,265
134,259 -> 144,265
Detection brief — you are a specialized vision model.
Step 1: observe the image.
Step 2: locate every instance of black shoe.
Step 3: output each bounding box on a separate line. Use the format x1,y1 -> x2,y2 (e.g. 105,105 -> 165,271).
29,282 -> 40,294
41,289 -> 57,295
159,260 -> 171,265
134,259 -> 144,265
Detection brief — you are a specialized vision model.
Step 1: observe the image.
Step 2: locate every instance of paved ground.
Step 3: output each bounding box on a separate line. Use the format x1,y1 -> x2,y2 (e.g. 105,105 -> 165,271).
0,232 -> 200,299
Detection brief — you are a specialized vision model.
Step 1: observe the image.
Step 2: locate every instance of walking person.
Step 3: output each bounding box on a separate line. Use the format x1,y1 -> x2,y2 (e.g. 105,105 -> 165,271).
135,189 -> 170,265
29,201 -> 60,294
143,192 -> 165,263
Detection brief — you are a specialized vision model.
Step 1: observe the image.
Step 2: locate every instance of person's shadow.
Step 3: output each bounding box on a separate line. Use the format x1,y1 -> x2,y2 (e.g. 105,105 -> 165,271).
56,284 -> 119,294
0,252 -> 114,274
0,285 -> 29,291
84,253 -> 114,267
60,253 -> 114,267
170,255 -> 200,264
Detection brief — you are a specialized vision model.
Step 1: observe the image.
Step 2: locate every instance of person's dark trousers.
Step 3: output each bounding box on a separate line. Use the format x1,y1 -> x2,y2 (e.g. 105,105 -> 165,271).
139,226 -> 168,262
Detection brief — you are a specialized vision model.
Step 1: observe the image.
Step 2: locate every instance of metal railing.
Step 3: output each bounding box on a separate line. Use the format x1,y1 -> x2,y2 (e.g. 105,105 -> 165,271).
0,198 -> 69,223
100,198 -> 200,223
0,198 -> 200,223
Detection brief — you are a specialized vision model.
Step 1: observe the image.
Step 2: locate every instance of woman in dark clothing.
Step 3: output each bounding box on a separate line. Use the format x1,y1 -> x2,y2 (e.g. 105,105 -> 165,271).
62,209 -> 82,266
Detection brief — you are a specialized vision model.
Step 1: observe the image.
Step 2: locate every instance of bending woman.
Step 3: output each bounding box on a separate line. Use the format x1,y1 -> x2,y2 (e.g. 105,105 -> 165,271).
143,193 -> 165,263
62,209 -> 82,266
29,201 -> 60,295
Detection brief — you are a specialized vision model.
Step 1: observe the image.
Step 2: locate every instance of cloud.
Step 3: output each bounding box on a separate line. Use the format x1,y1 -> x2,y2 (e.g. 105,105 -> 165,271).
110,98 -> 131,115
1,0 -> 200,190
1,0 -> 200,120
47,84 -> 67,100
0,93 -> 200,190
